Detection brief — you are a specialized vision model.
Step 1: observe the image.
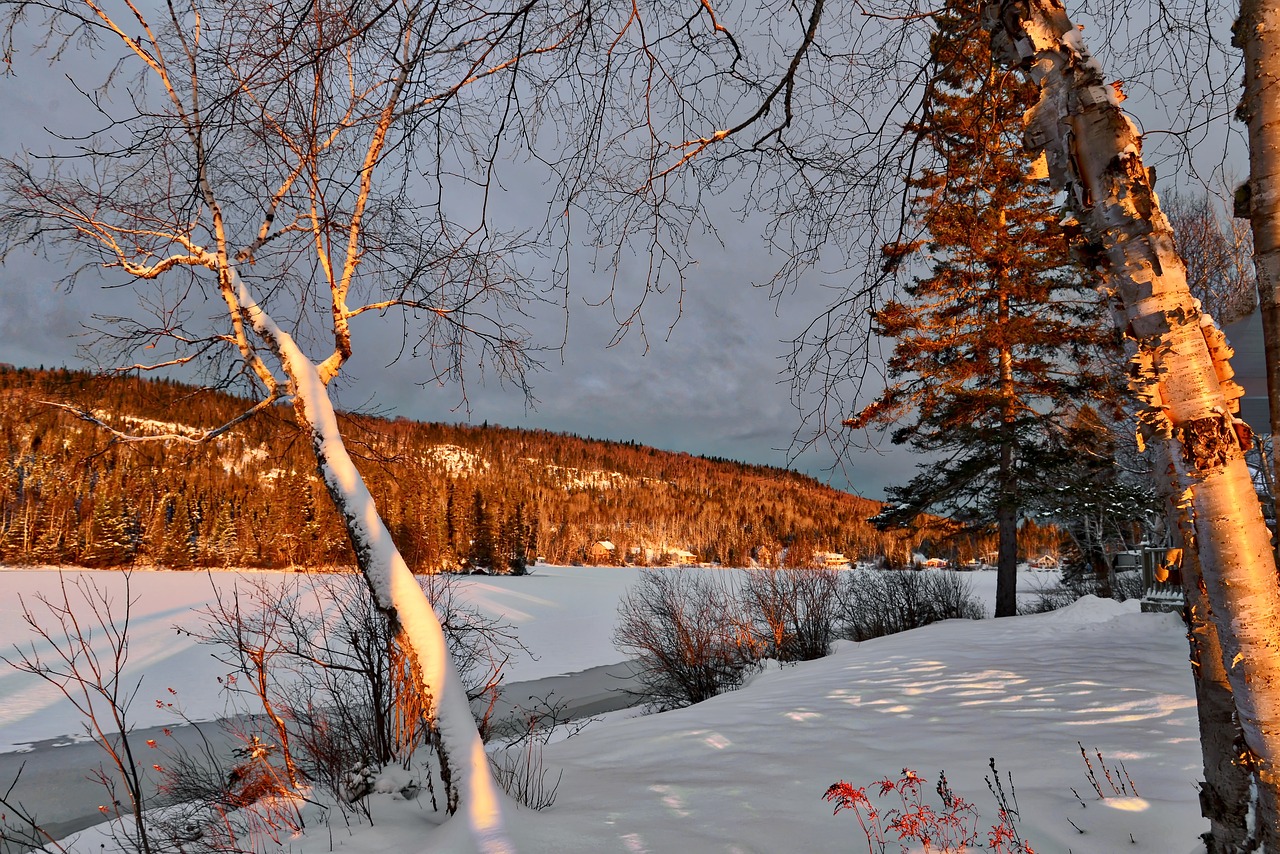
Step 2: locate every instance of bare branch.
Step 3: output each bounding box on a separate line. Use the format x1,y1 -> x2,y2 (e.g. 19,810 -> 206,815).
39,387 -> 283,445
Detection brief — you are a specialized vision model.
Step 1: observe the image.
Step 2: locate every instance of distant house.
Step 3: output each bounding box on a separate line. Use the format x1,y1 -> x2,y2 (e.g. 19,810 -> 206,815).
588,540 -> 616,564
921,557 -> 951,569
633,543 -> 699,566
814,551 -> 850,569
670,548 -> 699,566
1031,554 -> 1059,570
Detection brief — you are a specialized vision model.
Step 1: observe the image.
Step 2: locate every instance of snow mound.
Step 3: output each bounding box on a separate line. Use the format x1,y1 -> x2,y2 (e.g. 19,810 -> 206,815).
1036,592 -> 1138,623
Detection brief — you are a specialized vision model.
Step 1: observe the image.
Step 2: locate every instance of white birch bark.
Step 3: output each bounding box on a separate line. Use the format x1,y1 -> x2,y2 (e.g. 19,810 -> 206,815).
229,269 -> 512,853
986,0 -> 1280,845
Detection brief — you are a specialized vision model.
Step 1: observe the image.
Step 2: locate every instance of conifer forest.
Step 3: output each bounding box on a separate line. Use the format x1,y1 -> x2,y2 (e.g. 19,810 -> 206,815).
0,367 -> 993,571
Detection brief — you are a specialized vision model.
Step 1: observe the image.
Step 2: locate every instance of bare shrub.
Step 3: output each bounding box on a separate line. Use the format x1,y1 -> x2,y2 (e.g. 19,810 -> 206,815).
487,694 -> 590,811
741,568 -> 842,661
1,573 -> 156,854
491,746 -> 561,812
185,571 -> 527,815
1023,567 -> 1146,614
613,570 -> 757,710
149,729 -> 306,854
840,570 -> 985,641
1112,569 -> 1146,602
420,573 -> 528,740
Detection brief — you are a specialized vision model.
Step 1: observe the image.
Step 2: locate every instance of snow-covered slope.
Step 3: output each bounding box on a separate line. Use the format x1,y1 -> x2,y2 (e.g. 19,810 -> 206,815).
508,597 -> 1202,853
0,569 -> 1206,852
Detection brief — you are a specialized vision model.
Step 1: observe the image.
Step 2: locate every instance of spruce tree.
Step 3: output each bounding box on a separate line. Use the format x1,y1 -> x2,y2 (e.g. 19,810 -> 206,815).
847,0 -> 1121,616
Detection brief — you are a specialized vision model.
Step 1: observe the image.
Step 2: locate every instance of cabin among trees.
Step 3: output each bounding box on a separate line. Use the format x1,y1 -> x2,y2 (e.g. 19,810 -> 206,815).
588,541 -> 616,564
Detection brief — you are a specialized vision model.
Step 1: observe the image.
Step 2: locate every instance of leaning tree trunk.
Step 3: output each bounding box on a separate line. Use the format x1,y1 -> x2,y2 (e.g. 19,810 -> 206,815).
231,271 -> 512,852
1238,0 -> 1280,564
985,0 -> 1280,847
1151,439 -> 1254,852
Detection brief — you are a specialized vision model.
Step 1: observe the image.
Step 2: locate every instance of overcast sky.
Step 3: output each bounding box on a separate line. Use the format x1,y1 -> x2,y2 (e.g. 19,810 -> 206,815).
0,70 -> 911,500
0,3 -> 1260,503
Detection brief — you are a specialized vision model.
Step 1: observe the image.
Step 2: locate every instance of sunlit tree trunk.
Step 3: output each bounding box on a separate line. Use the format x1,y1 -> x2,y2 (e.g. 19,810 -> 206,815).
1239,0 -> 1280,566
231,272 -> 510,850
1146,437 -> 1254,850
1183,542 -> 1253,852
1153,435 -> 1255,852
987,0 -> 1280,846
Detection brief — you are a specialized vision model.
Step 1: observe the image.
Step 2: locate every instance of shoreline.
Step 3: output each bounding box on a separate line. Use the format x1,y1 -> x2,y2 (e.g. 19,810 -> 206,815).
0,660 -> 641,850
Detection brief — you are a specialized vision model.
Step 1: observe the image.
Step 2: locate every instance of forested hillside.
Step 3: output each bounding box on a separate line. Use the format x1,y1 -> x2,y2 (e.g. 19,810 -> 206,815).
0,367 -> 961,571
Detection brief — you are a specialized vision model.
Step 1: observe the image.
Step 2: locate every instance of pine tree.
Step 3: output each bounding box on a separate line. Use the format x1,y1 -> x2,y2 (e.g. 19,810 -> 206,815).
847,0 -> 1120,616
148,492 -> 197,568
81,495 -> 137,567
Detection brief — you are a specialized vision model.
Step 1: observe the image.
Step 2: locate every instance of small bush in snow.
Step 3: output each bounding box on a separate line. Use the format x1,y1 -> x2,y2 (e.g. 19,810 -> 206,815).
840,569 -> 985,641
613,569 -> 758,710
488,692 -> 589,810
824,765 -> 1035,853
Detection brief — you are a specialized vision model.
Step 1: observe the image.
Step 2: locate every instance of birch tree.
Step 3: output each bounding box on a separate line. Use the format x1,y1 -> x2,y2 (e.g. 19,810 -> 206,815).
983,0 -> 1280,844
0,0 -> 606,847
1237,0 -> 1280,564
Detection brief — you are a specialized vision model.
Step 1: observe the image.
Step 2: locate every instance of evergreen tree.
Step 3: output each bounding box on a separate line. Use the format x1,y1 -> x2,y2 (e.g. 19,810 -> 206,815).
149,492 -> 197,568
0,505 -> 32,562
81,496 -> 136,567
445,480 -> 470,568
468,488 -> 496,571
847,0 -> 1120,616
29,508 -> 67,565
208,502 -> 240,568
502,501 -> 530,575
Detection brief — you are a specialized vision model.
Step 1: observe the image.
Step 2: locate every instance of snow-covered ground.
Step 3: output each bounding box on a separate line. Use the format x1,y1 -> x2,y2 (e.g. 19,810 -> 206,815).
0,566 -> 1205,852
0,565 -> 651,751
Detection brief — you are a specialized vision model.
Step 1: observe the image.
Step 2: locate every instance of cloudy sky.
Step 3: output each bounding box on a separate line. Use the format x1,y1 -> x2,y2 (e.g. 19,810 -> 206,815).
0,2 -> 1259,503
0,60 -> 911,501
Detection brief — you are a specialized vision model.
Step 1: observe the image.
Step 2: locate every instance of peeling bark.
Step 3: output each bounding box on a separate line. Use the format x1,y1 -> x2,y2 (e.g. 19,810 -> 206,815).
1239,0 -> 1280,565
1160,436 -> 1254,853
986,1 -> 1280,847
1184,544 -> 1253,853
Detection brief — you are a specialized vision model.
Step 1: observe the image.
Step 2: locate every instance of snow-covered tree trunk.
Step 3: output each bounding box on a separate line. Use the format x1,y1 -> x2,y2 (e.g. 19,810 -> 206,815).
986,0 -> 1280,845
231,271 -> 512,852
1238,0 -> 1280,563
